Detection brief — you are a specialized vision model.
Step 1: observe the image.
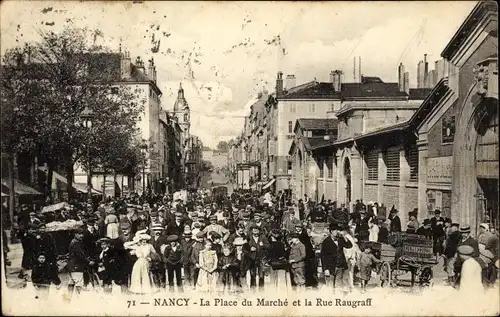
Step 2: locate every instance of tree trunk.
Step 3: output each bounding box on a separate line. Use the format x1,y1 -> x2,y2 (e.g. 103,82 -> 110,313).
102,174 -> 106,202
66,156 -> 75,202
113,171 -> 117,198
121,174 -> 124,197
8,155 -> 15,229
46,164 -> 54,201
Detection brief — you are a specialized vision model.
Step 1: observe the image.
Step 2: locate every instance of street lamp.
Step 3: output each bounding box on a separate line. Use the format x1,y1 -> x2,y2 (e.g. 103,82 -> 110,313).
140,142 -> 148,195
80,106 -> 94,202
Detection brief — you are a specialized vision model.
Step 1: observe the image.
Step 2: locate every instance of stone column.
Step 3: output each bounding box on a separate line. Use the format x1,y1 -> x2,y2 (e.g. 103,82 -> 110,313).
336,150 -> 344,203
351,148 -> 363,211
399,146 -> 410,225
331,155 -> 338,201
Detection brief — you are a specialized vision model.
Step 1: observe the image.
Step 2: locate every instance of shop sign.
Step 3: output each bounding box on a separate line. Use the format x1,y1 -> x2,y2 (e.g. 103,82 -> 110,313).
427,156 -> 453,183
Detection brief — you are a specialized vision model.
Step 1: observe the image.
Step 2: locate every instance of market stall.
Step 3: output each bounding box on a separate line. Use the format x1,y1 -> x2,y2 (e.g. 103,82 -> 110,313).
41,203 -> 84,256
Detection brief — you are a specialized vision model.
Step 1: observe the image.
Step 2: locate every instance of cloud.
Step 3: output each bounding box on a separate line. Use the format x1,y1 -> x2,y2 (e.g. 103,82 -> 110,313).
1,1 -> 476,148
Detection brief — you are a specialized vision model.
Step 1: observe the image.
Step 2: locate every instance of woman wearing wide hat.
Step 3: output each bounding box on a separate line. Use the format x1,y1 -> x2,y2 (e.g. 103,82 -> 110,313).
124,230 -> 159,294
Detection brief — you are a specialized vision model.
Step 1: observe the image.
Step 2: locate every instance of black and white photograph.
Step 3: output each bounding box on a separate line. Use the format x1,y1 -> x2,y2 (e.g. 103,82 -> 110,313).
0,1 -> 498,316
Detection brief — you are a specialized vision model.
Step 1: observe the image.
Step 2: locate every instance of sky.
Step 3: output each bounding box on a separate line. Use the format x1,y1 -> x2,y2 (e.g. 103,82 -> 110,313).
1,1 -> 476,148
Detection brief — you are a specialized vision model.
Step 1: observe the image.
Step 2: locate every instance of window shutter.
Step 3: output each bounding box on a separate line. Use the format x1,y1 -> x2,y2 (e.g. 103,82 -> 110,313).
384,148 -> 400,181
365,150 -> 379,180
406,145 -> 419,182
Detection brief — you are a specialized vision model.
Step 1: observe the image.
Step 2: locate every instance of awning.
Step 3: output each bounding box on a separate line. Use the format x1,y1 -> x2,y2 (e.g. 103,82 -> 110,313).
41,202 -> 70,213
38,167 -> 102,195
1,179 -> 43,196
1,192 -> 8,197
262,178 -> 276,190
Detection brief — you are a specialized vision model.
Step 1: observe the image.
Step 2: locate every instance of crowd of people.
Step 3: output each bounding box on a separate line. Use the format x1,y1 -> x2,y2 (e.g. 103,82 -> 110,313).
4,189 -> 499,299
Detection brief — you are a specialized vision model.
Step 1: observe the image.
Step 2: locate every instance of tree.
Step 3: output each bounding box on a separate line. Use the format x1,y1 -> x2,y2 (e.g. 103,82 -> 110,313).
1,26 -> 144,200
216,141 -> 229,152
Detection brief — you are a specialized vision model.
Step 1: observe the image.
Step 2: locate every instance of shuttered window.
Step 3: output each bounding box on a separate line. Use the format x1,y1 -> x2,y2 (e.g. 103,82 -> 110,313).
365,150 -> 378,180
406,145 -> 419,182
384,148 -> 400,181
327,157 -> 334,178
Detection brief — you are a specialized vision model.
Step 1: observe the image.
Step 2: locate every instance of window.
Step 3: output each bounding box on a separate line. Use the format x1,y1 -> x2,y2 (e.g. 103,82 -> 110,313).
184,113 -> 189,122
328,103 -> 335,112
287,161 -> 293,174
318,158 -> 325,178
406,144 -> 419,182
288,121 -> 293,133
327,157 -> 334,178
365,150 -> 379,180
309,103 -> 316,112
290,103 -> 296,113
384,148 -> 400,181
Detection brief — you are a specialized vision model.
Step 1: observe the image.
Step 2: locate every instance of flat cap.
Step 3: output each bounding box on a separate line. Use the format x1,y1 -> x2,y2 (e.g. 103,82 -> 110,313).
167,235 -> 179,242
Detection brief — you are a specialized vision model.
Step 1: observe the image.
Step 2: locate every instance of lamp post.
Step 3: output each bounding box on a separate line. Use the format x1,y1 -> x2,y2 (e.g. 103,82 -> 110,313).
80,106 -> 94,202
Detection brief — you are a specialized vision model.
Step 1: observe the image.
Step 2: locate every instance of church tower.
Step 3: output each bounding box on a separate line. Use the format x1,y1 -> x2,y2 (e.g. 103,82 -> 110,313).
173,83 -> 190,142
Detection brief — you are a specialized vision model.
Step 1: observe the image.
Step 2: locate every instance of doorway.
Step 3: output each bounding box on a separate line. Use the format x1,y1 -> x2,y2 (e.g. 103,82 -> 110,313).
344,158 -> 351,204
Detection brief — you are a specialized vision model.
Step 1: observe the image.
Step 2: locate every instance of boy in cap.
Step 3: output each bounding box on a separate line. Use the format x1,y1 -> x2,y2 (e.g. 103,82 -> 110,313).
166,212 -> 185,237
67,228 -> 93,298
443,223 -> 461,285
288,232 -> 306,288
430,210 -> 446,256
31,252 -> 62,299
181,229 -> 194,286
163,235 -> 183,291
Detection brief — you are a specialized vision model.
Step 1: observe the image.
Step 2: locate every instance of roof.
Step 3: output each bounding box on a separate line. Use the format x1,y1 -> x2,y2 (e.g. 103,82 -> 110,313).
409,88 -> 432,100
288,136 -> 337,155
296,118 -> 339,130
341,82 -> 408,100
354,78 -> 451,143
280,82 -> 341,100
441,1 -> 498,60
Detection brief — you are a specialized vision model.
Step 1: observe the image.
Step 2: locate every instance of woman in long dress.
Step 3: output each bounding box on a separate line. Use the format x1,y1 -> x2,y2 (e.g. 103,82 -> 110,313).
124,232 -> 158,294
197,240 -> 218,292
104,208 -> 120,240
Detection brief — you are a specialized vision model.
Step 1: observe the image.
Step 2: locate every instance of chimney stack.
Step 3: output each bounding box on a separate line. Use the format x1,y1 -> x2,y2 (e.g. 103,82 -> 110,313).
285,74 -> 296,90
148,57 -> 155,82
120,50 -> 131,79
398,63 -> 406,92
404,72 -> 410,94
331,70 -> 343,92
276,71 -> 284,97
353,57 -> 357,82
358,57 -> 362,84
135,56 -> 145,74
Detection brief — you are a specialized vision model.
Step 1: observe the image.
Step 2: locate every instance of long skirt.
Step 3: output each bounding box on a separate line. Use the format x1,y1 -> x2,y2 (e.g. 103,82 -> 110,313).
197,270 -> 217,292
106,223 -> 120,239
129,258 -> 154,294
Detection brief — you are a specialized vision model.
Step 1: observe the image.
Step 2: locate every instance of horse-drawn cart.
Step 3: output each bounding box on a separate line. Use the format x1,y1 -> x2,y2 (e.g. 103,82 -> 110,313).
364,233 -> 437,287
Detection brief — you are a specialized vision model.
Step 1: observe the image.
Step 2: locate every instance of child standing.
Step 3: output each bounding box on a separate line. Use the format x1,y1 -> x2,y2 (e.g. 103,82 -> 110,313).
357,246 -> 380,292
218,244 -> 238,293
197,240 -> 218,292
31,253 -> 61,299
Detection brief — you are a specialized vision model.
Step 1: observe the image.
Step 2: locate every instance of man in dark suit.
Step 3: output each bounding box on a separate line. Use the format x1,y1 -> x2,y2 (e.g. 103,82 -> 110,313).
430,210 -> 446,256
443,223 -> 461,285
150,224 -> 168,288
453,224 -> 479,286
320,223 -> 353,292
97,237 -> 127,293
246,226 -> 269,290
388,208 -> 402,233
166,212 -> 185,237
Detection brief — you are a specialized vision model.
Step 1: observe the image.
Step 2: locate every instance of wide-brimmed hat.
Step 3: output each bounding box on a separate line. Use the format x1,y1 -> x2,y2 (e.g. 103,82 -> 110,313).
134,233 -> 151,242
460,225 -> 471,233
479,223 -> 489,231
151,224 -> 163,231
233,237 -> 246,246
183,229 -> 192,237
167,235 -> 179,242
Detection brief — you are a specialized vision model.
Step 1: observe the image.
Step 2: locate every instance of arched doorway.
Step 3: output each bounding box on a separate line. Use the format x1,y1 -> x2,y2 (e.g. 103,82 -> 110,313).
344,158 -> 351,204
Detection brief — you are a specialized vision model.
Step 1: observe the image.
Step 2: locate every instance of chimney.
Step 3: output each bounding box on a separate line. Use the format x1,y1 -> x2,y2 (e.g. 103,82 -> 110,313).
148,57 -> 155,82
332,70 -> 342,92
404,72 -> 410,94
329,71 -> 335,83
120,50 -> 131,79
276,71 -> 284,97
353,57 -> 357,82
358,56 -> 362,84
135,56 -> 145,74
398,63 -> 406,92
285,74 -> 296,90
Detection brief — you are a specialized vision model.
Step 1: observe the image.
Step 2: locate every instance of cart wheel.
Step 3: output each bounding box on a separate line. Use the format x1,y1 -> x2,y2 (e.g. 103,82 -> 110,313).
380,262 -> 391,287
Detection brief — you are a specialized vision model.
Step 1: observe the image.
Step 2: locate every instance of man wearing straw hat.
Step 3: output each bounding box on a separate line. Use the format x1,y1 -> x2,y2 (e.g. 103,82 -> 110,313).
150,224 -> 167,288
